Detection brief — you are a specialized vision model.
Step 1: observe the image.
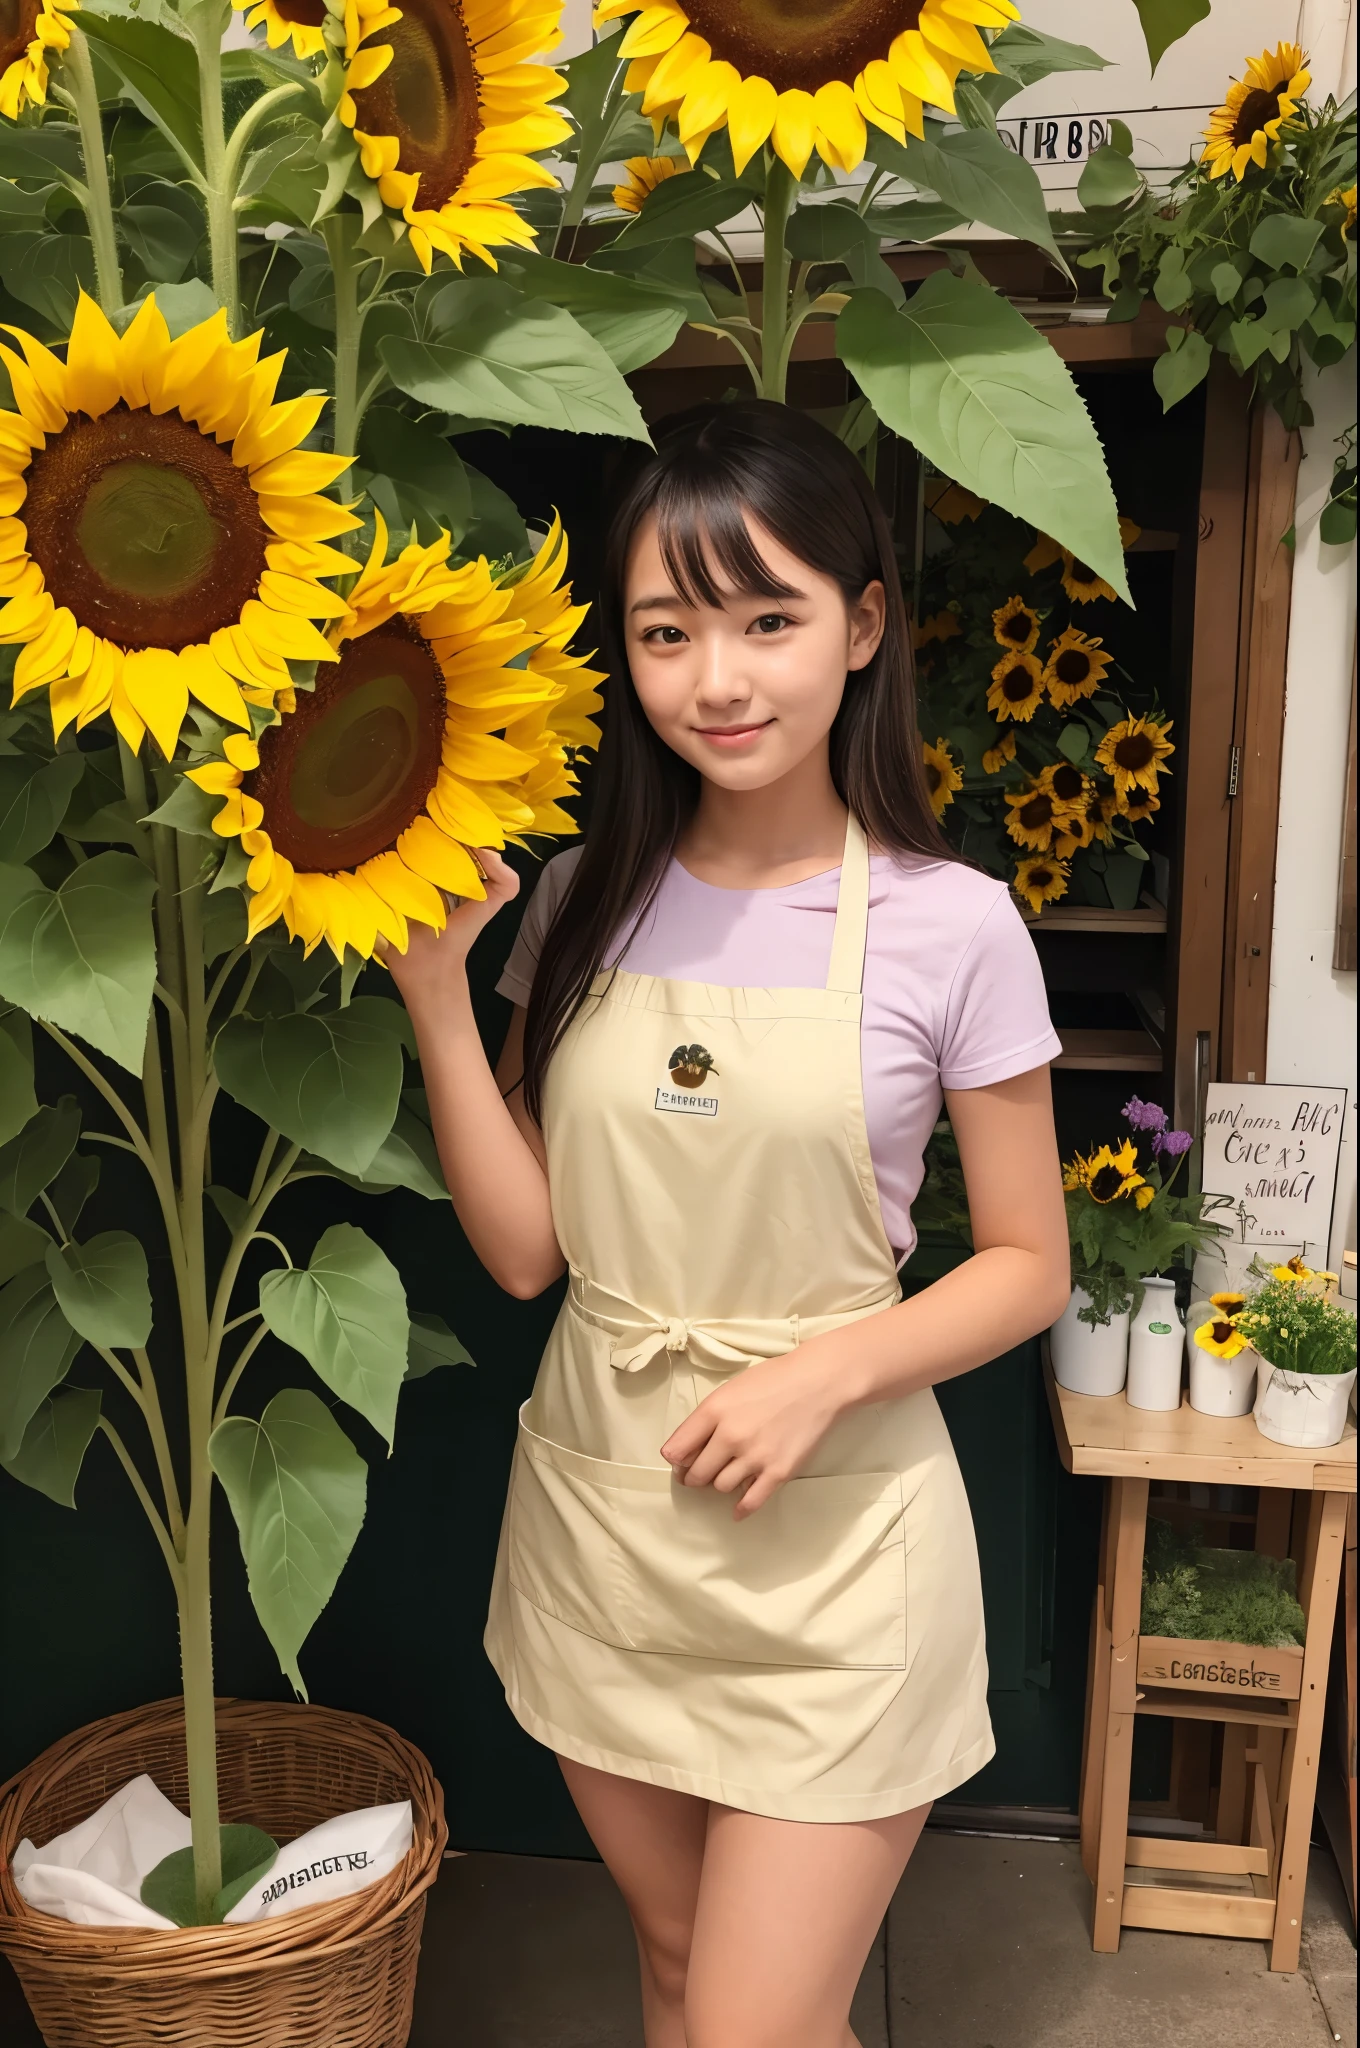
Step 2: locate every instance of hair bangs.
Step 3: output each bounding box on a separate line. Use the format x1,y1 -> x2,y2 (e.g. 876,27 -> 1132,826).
653,467 -> 801,611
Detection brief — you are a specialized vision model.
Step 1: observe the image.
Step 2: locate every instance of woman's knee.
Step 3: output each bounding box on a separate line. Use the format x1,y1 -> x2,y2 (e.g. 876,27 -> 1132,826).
636,1915 -> 693,2008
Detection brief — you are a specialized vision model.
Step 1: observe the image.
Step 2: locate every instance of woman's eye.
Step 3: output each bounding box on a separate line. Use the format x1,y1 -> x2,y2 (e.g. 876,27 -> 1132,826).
644,624 -> 687,645
751,613 -> 789,635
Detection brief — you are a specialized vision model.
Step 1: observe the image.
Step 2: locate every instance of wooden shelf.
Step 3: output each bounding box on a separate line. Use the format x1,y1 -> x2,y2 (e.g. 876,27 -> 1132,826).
1022,902 -> 1168,935
1133,1687 -> 1297,1730
1053,1027 -> 1162,1071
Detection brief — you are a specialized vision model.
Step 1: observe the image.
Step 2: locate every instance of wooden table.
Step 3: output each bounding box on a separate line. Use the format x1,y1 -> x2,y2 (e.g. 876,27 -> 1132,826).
1044,1347 -> 1356,1971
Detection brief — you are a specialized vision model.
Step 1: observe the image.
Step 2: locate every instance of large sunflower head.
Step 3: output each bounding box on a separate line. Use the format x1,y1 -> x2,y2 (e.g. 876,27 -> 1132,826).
987,649 -> 1045,722
1004,781 -> 1062,852
232,0 -> 328,59
340,0 -> 571,273
1080,1139 -> 1145,1205
597,0 -> 1017,180
1096,714 -> 1174,798
0,294 -> 355,759
189,513 -> 599,957
1039,758 -> 1090,814
1013,853 -> 1068,916
922,735 -> 961,819
612,154 -> 685,213
1043,626 -> 1110,708
0,0 -> 76,118
1202,43 -> 1311,182
992,594 -> 1039,655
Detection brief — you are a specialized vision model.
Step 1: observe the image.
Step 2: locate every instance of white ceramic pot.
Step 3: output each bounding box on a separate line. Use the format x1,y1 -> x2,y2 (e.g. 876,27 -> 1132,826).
1126,1277 -> 1185,1410
1050,1287 -> 1129,1396
1187,1309 -> 1258,1417
1253,1356 -> 1357,1448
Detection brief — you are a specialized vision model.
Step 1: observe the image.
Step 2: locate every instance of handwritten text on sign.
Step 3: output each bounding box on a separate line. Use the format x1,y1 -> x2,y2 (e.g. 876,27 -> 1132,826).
997,116 -> 1116,164
1202,1082 -> 1348,1255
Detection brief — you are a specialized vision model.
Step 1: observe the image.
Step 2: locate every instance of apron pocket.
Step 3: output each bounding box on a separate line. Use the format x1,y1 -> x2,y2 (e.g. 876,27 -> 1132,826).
508,1411 -> 906,1670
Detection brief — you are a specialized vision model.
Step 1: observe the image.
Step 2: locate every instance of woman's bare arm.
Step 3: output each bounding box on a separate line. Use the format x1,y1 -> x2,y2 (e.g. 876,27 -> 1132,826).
381,849 -> 565,1299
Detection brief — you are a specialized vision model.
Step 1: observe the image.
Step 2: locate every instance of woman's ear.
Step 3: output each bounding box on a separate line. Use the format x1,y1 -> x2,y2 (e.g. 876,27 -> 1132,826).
847,580 -> 887,670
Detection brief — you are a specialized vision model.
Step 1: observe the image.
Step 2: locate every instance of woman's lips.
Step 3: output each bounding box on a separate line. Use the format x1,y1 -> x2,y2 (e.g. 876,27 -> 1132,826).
694,721 -> 772,750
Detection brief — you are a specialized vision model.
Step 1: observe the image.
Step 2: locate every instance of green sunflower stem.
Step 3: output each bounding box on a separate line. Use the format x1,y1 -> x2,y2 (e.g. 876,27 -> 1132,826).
64,28 -> 125,316
759,155 -> 797,403
189,0 -> 241,334
323,212 -> 366,466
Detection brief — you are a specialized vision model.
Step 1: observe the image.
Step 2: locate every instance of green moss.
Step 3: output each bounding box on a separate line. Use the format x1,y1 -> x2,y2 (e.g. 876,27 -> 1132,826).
1140,1517 -> 1305,1648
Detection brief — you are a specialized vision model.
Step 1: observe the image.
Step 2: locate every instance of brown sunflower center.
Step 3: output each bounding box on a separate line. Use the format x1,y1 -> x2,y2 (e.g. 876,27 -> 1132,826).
1049,762 -> 1085,803
1089,1165 -> 1128,1202
350,0 -> 481,212
247,620 -> 446,871
0,0 -> 39,69
680,0 -> 922,95
1026,863 -> 1055,890
1054,649 -> 1093,686
1069,560 -> 1100,586
23,406 -> 268,653
924,760 -> 941,793
1231,86 -> 1282,147
1018,794 -> 1055,830
1113,732 -> 1156,772
1002,664 -> 1037,703
999,609 -> 1033,643
1209,1320 -> 1235,1344
273,0 -> 326,19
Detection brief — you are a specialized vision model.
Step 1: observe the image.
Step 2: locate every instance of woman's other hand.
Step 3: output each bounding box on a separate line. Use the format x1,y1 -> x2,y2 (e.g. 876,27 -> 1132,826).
659,1348 -> 846,1520
380,846 -> 520,1016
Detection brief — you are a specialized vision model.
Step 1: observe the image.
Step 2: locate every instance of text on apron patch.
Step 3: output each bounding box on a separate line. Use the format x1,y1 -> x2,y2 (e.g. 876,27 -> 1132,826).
655,1086 -> 718,1116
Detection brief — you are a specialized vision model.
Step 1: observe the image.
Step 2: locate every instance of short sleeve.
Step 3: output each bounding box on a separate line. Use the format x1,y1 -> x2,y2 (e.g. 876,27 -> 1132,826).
938,893 -> 1063,1089
496,849 -> 580,1006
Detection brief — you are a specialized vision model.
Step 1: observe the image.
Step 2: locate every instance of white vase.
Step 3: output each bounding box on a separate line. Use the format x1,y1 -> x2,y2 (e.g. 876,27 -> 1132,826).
1050,1286 -> 1129,1396
1252,1356 -> 1357,1448
1126,1276 -> 1185,1410
1187,1308 -> 1258,1417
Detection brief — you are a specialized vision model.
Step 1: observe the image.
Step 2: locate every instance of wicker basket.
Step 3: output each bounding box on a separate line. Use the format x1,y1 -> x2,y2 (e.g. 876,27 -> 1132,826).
0,1696 -> 447,2048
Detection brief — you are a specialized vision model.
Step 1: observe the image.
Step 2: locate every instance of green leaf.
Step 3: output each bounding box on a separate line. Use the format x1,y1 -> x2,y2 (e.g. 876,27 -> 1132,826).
500,254 -> 693,372
45,1150 -> 99,1237
1257,275 -> 1317,335
0,125 -> 83,189
0,231 -> 95,330
201,886 -> 247,966
786,200 -> 901,302
609,166 -> 759,250
462,461 -> 529,561
862,199 -> 967,242
0,1095 -> 79,1216
0,1384 -> 100,1508
0,1211 -> 47,1287
0,753 -> 84,864
120,201 -> 200,285
78,11 -> 203,171
873,127 -> 1066,269
1210,260 -> 1245,305
1078,147 -> 1143,211
1228,317 -> 1277,369
45,1232 -> 152,1350
382,279 -> 648,441
1152,326 -> 1212,409
1130,0 -> 1211,74
1152,246 -> 1193,311
0,852 -> 157,1074
0,1006 -> 35,1149
0,1265 -> 84,1461
259,1222 -> 408,1447
140,774 -> 221,838
209,1387 -> 368,1698
214,1000 -> 406,1177
141,1826 -> 278,1929
313,1100 -> 449,1201
984,22 -> 1107,111
407,1309 -> 475,1379
836,275 -> 1129,602
1057,723 -> 1091,764
358,409 -> 472,542
135,277 -> 221,338
1320,497 -> 1357,546
1248,214 -> 1326,273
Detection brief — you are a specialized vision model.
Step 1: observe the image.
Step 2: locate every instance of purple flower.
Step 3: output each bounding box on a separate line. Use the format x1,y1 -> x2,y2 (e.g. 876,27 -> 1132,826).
1123,1095 -> 1169,1134
1154,1128 -> 1193,1159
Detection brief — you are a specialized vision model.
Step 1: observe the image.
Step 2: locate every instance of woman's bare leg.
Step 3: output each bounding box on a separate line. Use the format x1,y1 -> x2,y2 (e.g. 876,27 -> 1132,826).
684,1801 -> 931,2048
558,1756 -> 708,2048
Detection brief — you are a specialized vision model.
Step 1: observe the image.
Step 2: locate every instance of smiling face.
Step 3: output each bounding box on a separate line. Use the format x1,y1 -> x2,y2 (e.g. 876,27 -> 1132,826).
622,511 -> 885,793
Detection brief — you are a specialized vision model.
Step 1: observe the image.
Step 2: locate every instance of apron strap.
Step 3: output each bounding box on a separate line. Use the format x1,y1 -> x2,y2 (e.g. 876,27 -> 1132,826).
824,813 -> 871,995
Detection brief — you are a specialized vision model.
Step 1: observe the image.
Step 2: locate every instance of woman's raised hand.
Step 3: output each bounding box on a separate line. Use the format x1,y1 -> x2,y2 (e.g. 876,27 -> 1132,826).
379,845 -> 520,1016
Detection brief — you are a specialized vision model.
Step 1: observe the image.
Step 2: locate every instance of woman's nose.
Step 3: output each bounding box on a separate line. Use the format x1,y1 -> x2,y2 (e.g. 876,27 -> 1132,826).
694,635 -> 752,708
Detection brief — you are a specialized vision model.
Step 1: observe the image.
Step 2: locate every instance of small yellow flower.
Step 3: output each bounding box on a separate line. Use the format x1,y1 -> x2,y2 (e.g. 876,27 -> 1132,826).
1329,184 -> 1356,234
232,0 -> 327,59
1134,1185 -> 1155,1209
992,595 -> 1040,655
1202,43 -> 1311,182
612,155 -> 685,213
1074,1139 -> 1146,1204
922,736 -> 962,820
1210,1291 -> 1246,1317
1013,854 -> 1069,916
987,651 -> 1045,722
1118,785 -> 1161,824
1195,1318 -> 1248,1359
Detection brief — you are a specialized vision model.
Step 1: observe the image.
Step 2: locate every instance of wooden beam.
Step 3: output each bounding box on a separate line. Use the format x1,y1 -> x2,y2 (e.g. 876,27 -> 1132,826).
1121,1885 -> 1277,1939
1125,1836 -> 1270,1875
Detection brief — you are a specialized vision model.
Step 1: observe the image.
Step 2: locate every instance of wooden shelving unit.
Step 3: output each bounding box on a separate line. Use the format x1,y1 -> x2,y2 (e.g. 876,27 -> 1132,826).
1021,903 -> 1168,936
1054,1028 -> 1162,1072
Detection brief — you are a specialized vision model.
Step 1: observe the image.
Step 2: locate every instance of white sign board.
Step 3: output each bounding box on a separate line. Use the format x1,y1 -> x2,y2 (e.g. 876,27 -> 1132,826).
1202,1083 -> 1349,1260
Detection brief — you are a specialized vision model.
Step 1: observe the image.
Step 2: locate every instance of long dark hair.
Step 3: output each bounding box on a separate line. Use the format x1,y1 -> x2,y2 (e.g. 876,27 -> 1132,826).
522,398 -> 954,1120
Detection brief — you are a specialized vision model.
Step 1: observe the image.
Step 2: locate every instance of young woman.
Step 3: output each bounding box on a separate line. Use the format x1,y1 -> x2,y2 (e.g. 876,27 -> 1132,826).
384,401 -> 1071,2048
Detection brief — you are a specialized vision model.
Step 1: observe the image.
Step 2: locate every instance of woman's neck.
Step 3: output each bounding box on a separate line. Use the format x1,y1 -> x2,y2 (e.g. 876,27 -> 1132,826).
676,748 -> 849,890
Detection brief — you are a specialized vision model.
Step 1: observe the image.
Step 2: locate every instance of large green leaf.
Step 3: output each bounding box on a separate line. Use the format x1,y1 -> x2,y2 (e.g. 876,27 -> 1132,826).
869,127 -> 1066,270
0,1095 -> 79,1216
1078,147 -> 1144,212
0,753 -> 84,864
381,280 -> 649,441
214,999 -> 406,1177
0,1007 -> 36,1149
0,1265 -> 84,1461
45,1231 -> 153,1350
608,166 -> 760,250
502,253 -> 694,372
45,1151 -> 99,1237
0,1211 -> 46,1287
209,1387 -> 368,1697
0,852 -> 157,1073
835,276 -> 1129,603
358,408 -> 472,541
406,1310 -> 475,1379
259,1222 -> 408,1447
308,1100 -> 449,1202
1153,326 -> 1212,409
1250,214 -> 1326,274
787,203 -> 902,302
1130,0 -> 1211,74
982,22 -> 1107,110
78,11 -> 204,172
120,199 -> 200,284
0,1385 -> 101,1508
0,231 -> 96,330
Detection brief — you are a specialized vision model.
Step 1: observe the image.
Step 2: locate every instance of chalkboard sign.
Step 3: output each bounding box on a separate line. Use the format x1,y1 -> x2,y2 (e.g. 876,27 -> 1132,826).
1202,1082 -> 1349,1260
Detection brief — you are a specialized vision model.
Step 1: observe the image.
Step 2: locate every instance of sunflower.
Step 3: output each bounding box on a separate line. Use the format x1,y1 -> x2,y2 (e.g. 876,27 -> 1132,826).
1070,788 -> 1118,849
1038,759 -> 1089,813
1210,1291 -> 1246,1318
496,517 -> 605,837
0,294 -> 354,760
612,154 -> 685,212
987,650 -> 1045,722
992,595 -> 1039,655
340,0 -> 571,274
1330,184 -> 1356,234
1202,43 -> 1311,182
1268,1254 -> 1337,1287
1060,550 -> 1120,605
189,513 -> 597,957
0,0 -> 77,119
1013,853 -> 1068,916
596,0 -> 1015,180
1118,785 -> 1160,824
1005,782 -> 1063,852
981,728 -> 1015,775
911,607 -> 961,650
925,475 -> 985,525
1075,1139 -> 1145,1205
1025,515 -> 1140,577
1194,1318 -> 1248,1360
922,736 -> 961,819
1043,626 -> 1111,707
1096,714 -> 1174,798
232,0 -> 327,59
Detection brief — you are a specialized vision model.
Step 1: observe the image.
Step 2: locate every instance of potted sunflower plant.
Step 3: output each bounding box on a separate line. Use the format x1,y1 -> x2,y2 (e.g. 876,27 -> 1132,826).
1230,1258 -> 1356,1448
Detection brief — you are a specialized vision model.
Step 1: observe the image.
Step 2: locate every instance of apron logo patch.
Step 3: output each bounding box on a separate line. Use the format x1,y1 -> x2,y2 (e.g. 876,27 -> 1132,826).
667,1043 -> 718,1090
655,1086 -> 718,1117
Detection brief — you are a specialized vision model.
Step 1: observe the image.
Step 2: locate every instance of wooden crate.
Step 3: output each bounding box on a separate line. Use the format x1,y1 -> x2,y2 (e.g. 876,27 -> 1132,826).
1137,1636 -> 1304,1701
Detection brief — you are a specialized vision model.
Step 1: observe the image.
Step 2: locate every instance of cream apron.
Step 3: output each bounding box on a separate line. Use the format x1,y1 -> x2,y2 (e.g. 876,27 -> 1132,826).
485,818 -> 994,1821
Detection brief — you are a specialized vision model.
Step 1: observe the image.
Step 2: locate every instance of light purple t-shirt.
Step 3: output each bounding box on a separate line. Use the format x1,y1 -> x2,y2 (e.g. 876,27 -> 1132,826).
497,848 -> 1061,1262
